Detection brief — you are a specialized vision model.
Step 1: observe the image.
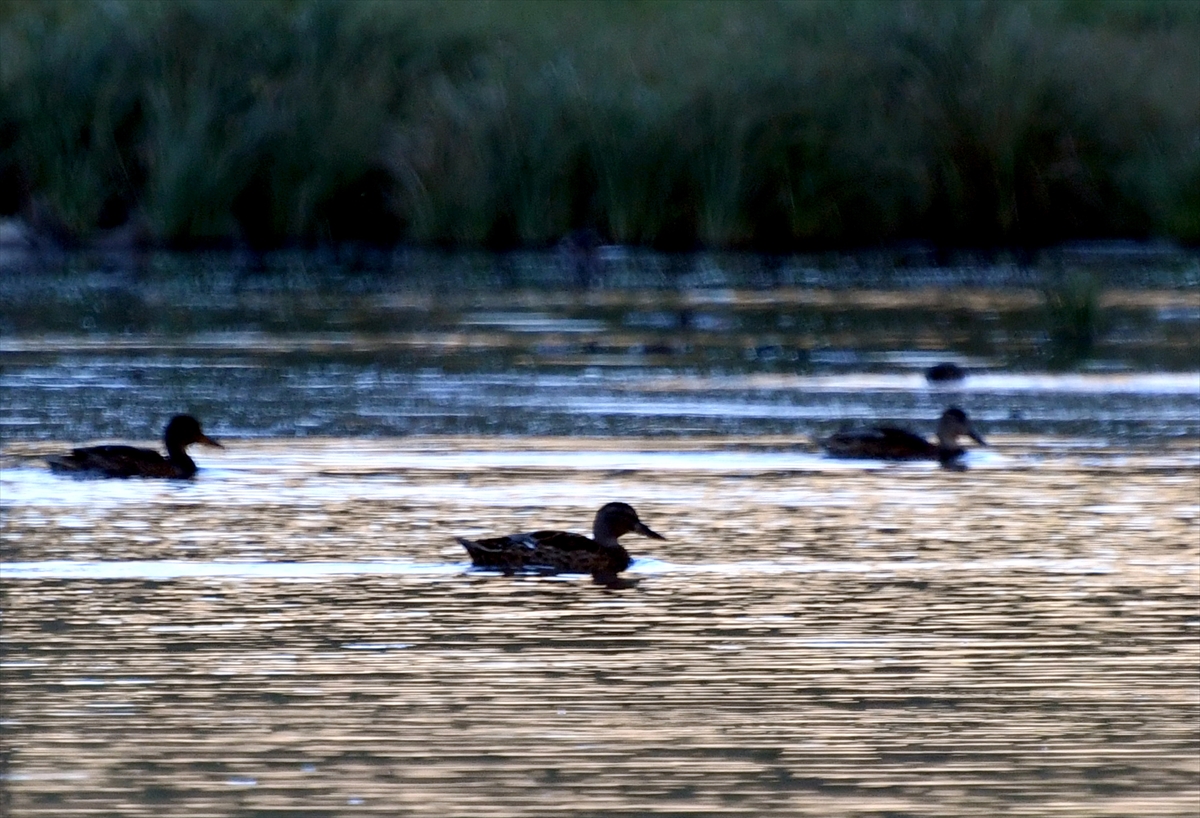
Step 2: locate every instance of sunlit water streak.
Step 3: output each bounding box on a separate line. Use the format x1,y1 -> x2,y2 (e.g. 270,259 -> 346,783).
0,554 -> 1123,582
3,286 -> 1198,441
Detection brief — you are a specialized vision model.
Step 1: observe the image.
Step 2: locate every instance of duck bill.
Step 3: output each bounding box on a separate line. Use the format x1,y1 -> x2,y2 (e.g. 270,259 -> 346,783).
968,429 -> 987,446
198,433 -> 224,449
635,522 -> 666,540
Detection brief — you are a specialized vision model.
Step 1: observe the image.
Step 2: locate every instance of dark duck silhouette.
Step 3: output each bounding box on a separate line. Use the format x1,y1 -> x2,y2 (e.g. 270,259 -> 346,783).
457,502 -> 665,586
47,415 -> 222,478
925,362 -> 967,383
822,407 -> 986,466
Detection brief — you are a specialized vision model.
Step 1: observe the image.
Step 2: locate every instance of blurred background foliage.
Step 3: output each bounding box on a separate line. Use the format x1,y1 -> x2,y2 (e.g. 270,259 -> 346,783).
1,0 -> 1197,251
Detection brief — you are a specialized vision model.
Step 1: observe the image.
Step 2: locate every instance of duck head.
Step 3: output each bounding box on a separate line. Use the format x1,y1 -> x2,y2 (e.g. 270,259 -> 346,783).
164,415 -> 223,451
592,502 -> 666,547
936,407 -> 986,447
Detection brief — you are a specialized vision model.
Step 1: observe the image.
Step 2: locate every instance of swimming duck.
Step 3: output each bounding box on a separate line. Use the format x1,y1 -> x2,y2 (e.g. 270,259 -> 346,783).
925,362 -> 967,383
822,406 -> 986,465
47,415 -> 222,478
457,502 -> 665,586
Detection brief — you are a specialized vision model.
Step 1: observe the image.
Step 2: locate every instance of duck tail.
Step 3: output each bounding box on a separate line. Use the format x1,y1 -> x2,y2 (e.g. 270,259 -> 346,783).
456,536 -> 483,557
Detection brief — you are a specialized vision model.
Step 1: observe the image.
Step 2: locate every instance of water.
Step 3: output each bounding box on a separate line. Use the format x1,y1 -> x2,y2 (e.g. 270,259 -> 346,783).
2,258 -> 1198,815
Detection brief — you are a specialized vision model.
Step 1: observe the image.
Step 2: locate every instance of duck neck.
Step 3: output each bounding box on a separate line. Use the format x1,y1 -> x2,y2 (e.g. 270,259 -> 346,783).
595,541 -> 631,574
935,437 -> 964,456
592,531 -> 620,549
935,440 -> 966,468
165,443 -> 198,476
933,422 -> 958,452
590,512 -> 632,578
592,517 -> 624,549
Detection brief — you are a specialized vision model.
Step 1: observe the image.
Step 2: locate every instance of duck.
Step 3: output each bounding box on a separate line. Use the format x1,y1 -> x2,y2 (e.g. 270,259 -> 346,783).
46,415 -> 222,478
821,406 -> 986,466
457,502 -> 665,586
925,361 -> 967,383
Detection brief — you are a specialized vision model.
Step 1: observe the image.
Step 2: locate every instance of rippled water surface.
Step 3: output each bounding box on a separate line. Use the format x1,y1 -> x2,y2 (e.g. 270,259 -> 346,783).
2,261 -> 1199,815
4,439 -> 1198,817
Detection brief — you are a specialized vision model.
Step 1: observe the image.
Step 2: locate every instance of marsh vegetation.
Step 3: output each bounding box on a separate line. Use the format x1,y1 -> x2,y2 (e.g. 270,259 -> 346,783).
3,0 -> 1198,251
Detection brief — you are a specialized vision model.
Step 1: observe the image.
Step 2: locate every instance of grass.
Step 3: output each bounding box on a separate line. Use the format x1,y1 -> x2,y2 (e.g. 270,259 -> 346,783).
1,0 -> 1197,251
1043,269 -> 1105,362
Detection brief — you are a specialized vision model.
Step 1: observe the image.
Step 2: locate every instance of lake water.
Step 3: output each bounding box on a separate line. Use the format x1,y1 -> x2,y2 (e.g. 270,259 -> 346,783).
1,254 -> 1198,816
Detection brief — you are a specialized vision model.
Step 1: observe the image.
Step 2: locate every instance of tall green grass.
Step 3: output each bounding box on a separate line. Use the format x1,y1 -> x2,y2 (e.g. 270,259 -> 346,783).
2,0 -> 1197,250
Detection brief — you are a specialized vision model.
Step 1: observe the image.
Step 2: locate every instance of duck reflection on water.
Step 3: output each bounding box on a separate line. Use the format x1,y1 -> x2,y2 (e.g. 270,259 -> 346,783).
457,502 -> 665,588
821,406 -> 987,468
47,415 -> 222,479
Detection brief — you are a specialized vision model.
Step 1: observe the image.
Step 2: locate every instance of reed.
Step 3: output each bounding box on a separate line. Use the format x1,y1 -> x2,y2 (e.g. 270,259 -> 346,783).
1043,269 -> 1104,362
1,0 -> 1196,250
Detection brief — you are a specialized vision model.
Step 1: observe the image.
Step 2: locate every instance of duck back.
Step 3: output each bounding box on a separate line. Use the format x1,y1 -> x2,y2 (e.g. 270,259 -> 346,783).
823,426 -> 936,460
459,530 -> 628,575
48,445 -> 188,478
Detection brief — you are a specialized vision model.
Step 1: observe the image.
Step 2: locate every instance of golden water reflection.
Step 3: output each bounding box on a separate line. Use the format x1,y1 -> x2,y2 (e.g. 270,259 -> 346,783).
2,438 -> 1198,816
